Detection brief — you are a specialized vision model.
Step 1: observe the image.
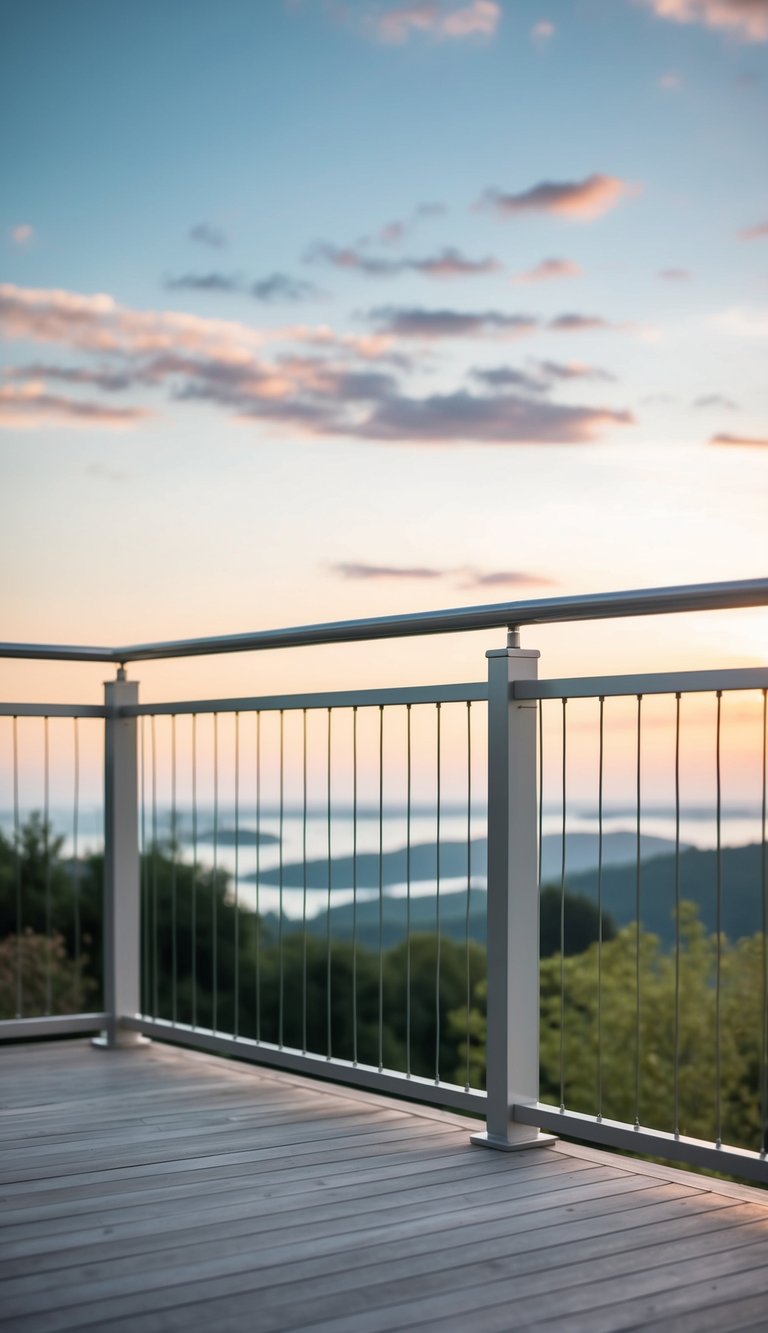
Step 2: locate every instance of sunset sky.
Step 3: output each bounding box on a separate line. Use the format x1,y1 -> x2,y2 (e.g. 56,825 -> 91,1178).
1,0 -> 767,707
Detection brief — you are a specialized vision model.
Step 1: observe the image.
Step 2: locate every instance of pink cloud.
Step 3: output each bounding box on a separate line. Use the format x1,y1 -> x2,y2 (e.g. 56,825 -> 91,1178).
0,283 -> 391,364
0,382 -> 149,430
740,219 -> 768,239
711,432 -> 768,447
658,267 -> 691,280
513,258 -> 582,283
640,0 -> 768,42
9,224 -> 34,246
531,19 -> 555,42
333,562 -> 444,579
374,1 -> 501,43
480,174 -> 637,221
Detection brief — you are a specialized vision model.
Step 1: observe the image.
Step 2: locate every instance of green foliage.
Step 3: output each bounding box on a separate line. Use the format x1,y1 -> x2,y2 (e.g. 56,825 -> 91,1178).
453,901 -> 767,1154
0,815 -> 103,1017
540,884 -> 616,957
0,930 -> 97,1018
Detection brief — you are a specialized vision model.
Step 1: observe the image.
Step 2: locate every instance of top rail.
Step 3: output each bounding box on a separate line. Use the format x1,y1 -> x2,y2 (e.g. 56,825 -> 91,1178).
0,578 -> 766,664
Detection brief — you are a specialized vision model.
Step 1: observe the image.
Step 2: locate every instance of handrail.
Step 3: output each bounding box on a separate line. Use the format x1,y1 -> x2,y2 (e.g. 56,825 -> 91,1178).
1,577 -> 767,664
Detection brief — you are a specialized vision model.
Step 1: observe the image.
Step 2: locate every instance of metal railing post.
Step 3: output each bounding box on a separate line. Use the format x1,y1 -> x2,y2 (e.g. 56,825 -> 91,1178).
94,669 -> 145,1049
471,641 -> 554,1150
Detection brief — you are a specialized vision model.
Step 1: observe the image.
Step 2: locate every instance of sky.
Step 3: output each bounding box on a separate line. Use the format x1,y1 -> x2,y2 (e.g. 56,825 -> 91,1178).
1,0 -> 767,712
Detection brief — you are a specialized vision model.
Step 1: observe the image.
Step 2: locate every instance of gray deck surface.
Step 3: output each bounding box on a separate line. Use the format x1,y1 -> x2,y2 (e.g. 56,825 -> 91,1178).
1,1040 -> 767,1332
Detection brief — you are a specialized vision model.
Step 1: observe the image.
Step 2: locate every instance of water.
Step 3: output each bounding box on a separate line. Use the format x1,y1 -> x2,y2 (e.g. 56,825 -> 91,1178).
3,801 -> 760,922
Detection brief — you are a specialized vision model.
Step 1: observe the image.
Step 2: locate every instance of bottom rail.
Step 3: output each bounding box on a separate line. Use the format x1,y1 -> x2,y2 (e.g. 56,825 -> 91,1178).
0,1013 -> 109,1041
514,1102 -> 768,1185
123,1014 -> 487,1115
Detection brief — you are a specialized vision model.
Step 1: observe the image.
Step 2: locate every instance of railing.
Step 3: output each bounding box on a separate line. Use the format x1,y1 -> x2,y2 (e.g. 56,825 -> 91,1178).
1,578 -> 767,1183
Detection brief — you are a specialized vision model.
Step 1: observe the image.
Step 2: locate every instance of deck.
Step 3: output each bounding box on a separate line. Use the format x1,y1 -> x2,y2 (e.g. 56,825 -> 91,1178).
1,1041 -> 768,1332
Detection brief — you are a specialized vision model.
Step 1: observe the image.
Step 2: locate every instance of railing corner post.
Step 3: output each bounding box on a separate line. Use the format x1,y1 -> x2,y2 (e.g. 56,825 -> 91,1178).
471,642 -> 555,1151
94,671 -> 146,1050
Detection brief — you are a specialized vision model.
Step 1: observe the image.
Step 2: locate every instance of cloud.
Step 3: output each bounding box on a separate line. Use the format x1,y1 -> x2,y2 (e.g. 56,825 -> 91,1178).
513,257 -> 582,283
531,19 -> 555,42
694,393 -> 738,409
346,388 -> 633,444
462,568 -> 553,587
471,365 -> 548,393
9,224 -> 34,246
165,272 -> 241,293
533,359 -> 618,383
251,273 -> 323,302
332,562 -> 445,580
639,0 -> 768,42
479,174 -> 636,221
658,267 -> 691,280
189,222 -> 228,249
165,271 -> 322,302
306,241 -> 501,277
0,282 -> 389,362
711,432 -> 768,446
659,71 -> 682,89
4,362 -> 135,391
740,219 -> 768,239
0,283 -> 631,446
331,561 -> 552,585
548,313 -> 615,331
366,306 -> 538,337
0,382 -> 149,430
372,1 -> 501,44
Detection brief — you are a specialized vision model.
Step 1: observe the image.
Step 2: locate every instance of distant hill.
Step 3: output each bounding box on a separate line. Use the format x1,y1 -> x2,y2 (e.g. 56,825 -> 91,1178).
247,831 -> 685,891
561,842 -> 766,948
261,842 -> 765,955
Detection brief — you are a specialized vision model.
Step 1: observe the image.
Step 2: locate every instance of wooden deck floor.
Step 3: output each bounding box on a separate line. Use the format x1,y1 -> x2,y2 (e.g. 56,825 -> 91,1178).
1,1041 -> 768,1333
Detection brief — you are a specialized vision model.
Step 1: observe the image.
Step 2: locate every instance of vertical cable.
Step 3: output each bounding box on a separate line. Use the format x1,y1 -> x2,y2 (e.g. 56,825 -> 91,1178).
559,699 -> 567,1112
171,715 -> 178,1027
212,712 -> 219,1033
234,712 -> 240,1039
326,708 -> 333,1060
378,705 -> 384,1072
674,693 -> 682,1138
140,717 -> 148,1017
255,711 -> 261,1042
634,694 -> 642,1129
13,717 -> 22,1019
151,714 -> 158,1019
597,696 -> 604,1121
761,689 -> 767,1157
464,700 -> 473,1092
434,702 -> 442,1084
405,704 -> 412,1078
278,710 -> 285,1049
715,691 -> 723,1147
44,717 -> 51,1015
191,715 -> 198,1029
72,717 -> 80,1010
352,707 -> 359,1066
302,708 -> 308,1055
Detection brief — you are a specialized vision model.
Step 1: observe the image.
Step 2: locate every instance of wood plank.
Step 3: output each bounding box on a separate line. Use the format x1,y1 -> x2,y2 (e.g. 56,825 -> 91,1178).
0,1184 -> 724,1283
0,1169 -> 671,1269
0,1191 -> 755,1319
3,1039 -> 768,1333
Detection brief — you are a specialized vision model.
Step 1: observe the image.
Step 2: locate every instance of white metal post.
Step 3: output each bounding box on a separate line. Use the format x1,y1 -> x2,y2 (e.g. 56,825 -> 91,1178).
94,670 -> 146,1049
471,641 -> 554,1150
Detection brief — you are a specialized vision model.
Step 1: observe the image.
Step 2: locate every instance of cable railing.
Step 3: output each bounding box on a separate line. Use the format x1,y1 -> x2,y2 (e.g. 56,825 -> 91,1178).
1,577 -> 767,1182
516,667 -> 768,1177
127,685 -> 488,1113
0,707 -> 107,1035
